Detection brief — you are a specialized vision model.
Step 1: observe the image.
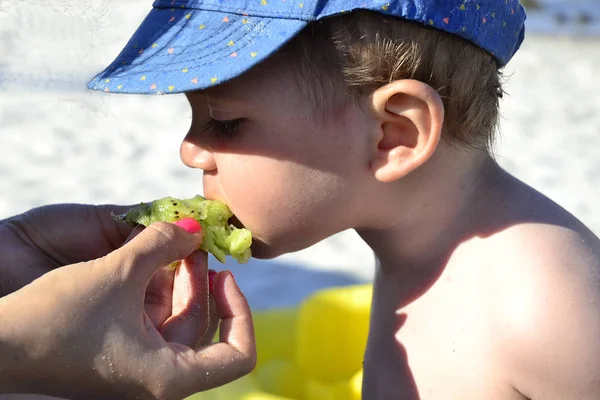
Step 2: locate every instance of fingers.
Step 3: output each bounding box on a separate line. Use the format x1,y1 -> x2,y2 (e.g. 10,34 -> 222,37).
187,272 -> 257,390
143,265 -> 175,329
150,271 -> 255,398
198,295 -> 219,347
213,272 -> 255,355
98,204 -> 142,247
160,250 -> 210,347
4,203 -> 141,267
124,224 -> 145,244
111,220 -> 203,285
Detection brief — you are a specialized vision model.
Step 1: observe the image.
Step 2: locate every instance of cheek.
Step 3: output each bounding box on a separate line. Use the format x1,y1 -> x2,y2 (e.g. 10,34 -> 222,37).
218,155 -> 297,219
217,154 -> 354,253
210,112 -> 371,254
216,154 -> 288,218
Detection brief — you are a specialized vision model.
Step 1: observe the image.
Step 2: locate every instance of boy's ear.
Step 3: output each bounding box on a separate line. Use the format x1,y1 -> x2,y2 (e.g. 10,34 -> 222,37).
368,79 -> 444,183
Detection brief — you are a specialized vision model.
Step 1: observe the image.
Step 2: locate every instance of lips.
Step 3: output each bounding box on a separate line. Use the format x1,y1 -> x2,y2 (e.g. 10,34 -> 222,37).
228,214 -> 244,229
203,191 -> 244,229
203,182 -> 246,230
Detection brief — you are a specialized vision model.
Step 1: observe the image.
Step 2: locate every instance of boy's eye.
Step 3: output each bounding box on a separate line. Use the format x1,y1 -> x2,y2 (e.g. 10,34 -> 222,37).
203,118 -> 244,138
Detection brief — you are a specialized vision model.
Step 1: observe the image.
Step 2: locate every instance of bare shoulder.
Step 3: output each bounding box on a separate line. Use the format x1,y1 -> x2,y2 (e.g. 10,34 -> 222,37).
482,203 -> 600,399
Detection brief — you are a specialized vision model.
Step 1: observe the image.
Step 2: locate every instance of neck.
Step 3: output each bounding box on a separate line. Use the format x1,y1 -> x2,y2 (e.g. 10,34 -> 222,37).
357,146 -> 507,276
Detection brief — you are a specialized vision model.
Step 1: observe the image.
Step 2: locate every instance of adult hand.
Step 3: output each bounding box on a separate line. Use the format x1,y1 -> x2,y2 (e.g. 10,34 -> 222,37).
0,203 -> 135,296
0,220 -> 257,400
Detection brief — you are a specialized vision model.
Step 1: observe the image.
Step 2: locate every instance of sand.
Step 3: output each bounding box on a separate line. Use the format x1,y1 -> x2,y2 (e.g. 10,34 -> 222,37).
0,2 -> 598,400
1,0 -> 599,311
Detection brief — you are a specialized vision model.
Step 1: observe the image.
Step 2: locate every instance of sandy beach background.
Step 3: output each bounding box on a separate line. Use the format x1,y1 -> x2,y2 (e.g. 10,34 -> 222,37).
1,0 -> 599,313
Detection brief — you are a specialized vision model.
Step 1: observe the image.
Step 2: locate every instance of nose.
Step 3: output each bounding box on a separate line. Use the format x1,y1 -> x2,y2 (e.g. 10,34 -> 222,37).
180,135 -> 217,171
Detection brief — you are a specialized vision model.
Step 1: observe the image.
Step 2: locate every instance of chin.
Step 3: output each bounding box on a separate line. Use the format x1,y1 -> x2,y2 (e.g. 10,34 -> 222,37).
248,240 -> 288,260
248,233 -> 323,260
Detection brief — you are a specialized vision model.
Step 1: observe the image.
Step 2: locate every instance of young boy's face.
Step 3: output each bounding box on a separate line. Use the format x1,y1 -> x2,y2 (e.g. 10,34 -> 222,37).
181,60 -> 376,259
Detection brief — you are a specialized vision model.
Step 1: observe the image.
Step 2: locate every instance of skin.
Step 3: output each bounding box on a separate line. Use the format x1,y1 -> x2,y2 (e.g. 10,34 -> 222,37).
179,56 -> 600,399
0,209 -> 256,400
2,40 -> 599,400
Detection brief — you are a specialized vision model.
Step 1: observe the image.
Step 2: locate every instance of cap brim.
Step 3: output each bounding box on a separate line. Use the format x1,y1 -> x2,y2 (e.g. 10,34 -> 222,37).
87,7 -> 307,94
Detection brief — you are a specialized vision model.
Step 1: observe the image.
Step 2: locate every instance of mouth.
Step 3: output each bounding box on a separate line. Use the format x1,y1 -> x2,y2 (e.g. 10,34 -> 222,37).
228,214 -> 245,229
202,191 -> 247,231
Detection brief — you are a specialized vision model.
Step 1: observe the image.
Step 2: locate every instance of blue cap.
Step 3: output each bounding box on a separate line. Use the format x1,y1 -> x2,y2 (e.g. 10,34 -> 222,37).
88,0 -> 526,95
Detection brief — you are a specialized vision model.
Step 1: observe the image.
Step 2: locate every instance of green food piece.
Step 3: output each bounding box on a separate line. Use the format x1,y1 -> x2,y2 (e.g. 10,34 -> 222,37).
112,195 -> 252,264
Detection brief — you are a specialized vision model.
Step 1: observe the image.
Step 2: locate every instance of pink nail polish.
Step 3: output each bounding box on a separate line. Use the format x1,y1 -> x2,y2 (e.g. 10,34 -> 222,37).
208,269 -> 217,293
173,218 -> 202,234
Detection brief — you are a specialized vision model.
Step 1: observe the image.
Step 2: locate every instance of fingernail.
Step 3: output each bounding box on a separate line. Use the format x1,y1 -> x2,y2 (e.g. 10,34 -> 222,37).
228,271 -> 236,284
208,269 -> 217,293
173,218 -> 202,234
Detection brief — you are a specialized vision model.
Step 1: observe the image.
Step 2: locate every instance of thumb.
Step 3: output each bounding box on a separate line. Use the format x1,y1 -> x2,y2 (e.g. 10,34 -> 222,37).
111,218 -> 203,285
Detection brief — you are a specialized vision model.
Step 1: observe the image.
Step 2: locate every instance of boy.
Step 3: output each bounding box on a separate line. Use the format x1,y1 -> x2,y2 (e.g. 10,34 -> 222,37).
88,0 -> 600,399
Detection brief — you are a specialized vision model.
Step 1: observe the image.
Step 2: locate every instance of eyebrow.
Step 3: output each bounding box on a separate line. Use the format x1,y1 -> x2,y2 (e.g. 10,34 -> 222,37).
209,94 -> 246,105
185,89 -> 246,113
199,85 -> 248,104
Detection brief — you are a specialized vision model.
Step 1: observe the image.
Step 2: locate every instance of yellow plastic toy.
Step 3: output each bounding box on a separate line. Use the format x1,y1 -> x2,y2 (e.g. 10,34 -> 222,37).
304,370 -> 363,400
187,284 -> 373,400
255,359 -> 306,399
253,308 -> 299,369
296,284 -> 372,383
